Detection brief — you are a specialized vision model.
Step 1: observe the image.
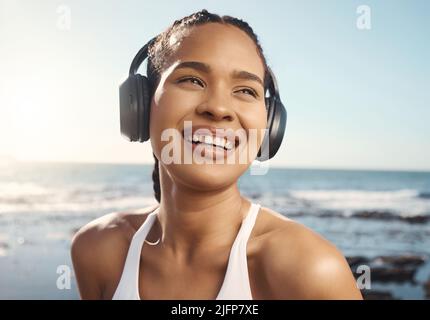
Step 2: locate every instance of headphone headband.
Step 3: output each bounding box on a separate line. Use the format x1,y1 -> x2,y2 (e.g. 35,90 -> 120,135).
129,36 -> 157,75
266,67 -> 280,101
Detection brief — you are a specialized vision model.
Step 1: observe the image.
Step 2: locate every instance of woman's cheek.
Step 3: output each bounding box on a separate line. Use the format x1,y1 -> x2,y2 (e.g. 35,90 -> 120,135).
149,90 -> 192,159
240,105 -> 267,149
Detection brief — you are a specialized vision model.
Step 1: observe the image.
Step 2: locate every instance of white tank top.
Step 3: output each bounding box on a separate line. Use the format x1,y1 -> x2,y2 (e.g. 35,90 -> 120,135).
112,202 -> 261,300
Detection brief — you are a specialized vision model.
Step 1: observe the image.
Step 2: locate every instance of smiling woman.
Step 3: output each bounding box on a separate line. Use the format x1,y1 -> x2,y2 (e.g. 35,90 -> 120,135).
70,9 -> 362,300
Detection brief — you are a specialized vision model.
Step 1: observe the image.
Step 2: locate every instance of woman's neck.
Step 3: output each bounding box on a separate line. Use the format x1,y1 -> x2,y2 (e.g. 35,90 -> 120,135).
155,164 -> 250,262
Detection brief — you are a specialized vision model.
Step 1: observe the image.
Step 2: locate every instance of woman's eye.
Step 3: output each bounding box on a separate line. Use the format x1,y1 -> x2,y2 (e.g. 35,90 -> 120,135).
236,88 -> 258,98
177,77 -> 204,87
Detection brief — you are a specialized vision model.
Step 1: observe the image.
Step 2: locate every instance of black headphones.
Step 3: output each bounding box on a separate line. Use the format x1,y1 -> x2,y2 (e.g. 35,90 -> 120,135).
119,36 -> 287,161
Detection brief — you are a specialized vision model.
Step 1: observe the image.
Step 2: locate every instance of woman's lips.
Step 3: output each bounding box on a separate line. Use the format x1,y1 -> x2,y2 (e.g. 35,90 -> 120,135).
182,135 -> 236,160
181,126 -> 241,149
178,124 -> 247,161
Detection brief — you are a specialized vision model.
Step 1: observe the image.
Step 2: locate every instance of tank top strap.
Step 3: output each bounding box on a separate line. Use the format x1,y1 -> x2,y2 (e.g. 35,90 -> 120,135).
216,202 -> 261,300
112,207 -> 159,299
236,202 -> 261,243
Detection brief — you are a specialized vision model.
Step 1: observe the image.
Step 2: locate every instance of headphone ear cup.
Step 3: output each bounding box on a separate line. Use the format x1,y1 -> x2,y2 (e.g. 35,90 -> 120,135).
256,97 -> 287,161
269,99 -> 287,158
138,75 -> 151,142
256,97 -> 275,161
119,75 -> 141,142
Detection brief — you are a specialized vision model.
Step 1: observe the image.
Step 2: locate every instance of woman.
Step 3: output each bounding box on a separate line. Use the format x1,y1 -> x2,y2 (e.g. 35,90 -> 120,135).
71,9 -> 363,300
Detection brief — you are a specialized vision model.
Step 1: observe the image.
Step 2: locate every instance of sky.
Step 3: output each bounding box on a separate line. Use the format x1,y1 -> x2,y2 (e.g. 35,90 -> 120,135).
1,0 -> 429,170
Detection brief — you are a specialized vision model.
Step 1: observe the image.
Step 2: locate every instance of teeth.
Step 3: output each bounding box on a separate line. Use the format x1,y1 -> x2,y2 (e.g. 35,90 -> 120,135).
204,135 -> 213,145
186,133 -> 235,150
214,137 -> 225,148
225,140 -> 233,150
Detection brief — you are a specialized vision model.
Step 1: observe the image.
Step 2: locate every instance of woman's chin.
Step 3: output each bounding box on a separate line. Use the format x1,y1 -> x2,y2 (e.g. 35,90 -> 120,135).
167,162 -> 246,190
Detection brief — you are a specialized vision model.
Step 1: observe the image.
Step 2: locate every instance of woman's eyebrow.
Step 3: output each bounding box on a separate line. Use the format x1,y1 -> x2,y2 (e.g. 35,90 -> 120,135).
174,61 -> 211,73
173,61 -> 264,88
231,70 -> 264,89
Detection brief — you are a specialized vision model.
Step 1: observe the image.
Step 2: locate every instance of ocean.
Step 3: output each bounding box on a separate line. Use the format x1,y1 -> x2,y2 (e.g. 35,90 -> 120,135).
1,161 -> 429,299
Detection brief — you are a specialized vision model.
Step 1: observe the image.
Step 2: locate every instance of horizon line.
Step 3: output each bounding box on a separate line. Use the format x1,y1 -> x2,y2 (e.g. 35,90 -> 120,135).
5,158 -> 430,174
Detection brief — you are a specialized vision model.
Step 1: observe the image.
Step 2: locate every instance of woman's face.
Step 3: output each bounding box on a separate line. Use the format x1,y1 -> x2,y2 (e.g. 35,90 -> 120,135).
149,23 -> 267,191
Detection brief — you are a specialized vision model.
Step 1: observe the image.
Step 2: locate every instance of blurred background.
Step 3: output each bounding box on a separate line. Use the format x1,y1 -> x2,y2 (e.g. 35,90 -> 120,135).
0,0 -> 429,299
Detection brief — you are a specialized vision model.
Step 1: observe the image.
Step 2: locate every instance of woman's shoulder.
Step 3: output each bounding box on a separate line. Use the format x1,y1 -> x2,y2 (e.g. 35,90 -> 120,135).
252,206 -> 362,299
70,205 -> 158,299
71,204 -> 158,249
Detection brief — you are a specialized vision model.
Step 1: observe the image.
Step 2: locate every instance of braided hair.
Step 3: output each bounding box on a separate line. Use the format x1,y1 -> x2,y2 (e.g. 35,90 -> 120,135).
146,9 -> 270,203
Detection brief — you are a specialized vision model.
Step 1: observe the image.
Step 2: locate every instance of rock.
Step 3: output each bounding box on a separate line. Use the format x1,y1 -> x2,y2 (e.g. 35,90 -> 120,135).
362,290 -> 395,300
0,241 -> 9,257
346,255 -> 426,284
352,210 -> 396,220
402,215 -> 430,224
319,211 -> 342,218
0,242 -> 9,249
424,280 -> 430,299
285,211 -> 304,217
417,192 -> 430,199
373,255 -> 426,268
371,267 -> 416,283
346,256 -> 369,268
351,210 -> 430,224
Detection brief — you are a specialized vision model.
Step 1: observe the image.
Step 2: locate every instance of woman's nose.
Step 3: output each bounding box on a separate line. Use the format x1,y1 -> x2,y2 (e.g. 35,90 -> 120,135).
195,90 -> 235,122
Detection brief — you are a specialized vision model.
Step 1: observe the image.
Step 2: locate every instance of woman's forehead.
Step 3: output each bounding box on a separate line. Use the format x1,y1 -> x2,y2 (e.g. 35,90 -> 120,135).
166,23 -> 265,78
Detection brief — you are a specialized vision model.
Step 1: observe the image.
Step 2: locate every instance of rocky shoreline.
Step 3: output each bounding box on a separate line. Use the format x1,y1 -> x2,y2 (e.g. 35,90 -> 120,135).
286,209 -> 430,224
346,254 -> 429,299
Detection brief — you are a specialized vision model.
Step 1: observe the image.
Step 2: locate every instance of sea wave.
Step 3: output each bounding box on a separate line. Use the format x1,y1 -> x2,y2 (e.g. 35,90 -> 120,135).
417,192 -> 430,199
0,180 -> 156,215
0,195 -> 157,215
0,182 -> 51,197
286,189 -> 430,217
